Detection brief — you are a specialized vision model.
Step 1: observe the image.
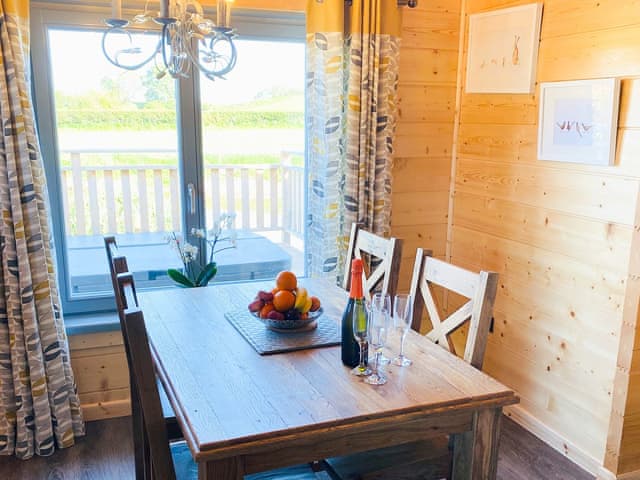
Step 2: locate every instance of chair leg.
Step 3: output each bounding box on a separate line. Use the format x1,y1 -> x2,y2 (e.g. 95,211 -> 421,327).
132,383 -> 154,480
143,427 -> 152,480
131,383 -> 147,480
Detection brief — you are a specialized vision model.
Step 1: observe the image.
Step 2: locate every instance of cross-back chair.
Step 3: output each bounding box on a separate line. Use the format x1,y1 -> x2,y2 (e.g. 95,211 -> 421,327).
104,236 -> 183,479
325,248 -> 499,480
409,248 -> 499,370
117,273 -> 331,480
342,223 -> 403,301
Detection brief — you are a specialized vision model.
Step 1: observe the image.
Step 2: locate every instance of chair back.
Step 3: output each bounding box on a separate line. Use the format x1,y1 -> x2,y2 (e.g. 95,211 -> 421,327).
342,223 -> 403,300
408,248 -> 498,370
104,236 -> 130,316
118,273 -> 177,480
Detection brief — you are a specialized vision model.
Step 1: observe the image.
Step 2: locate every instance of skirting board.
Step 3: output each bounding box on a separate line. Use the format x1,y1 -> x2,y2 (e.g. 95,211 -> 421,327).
504,404 -> 602,476
597,469 -> 640,480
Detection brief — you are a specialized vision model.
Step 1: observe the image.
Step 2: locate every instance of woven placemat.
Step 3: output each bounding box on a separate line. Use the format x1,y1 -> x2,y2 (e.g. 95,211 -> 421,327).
224,309 -> 341,355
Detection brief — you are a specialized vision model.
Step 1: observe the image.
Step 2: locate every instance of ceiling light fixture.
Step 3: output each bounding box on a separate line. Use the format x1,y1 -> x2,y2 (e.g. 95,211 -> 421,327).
103,0 -> 237,81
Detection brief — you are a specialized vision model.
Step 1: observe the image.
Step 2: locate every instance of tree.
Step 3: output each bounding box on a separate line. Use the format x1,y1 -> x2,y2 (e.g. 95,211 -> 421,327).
141,68 -> 176,104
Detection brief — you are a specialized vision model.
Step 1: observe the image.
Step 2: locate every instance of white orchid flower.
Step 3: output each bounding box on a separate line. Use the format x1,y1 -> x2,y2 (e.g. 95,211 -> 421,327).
182,242 -> 198,262
191,228 -> 206,239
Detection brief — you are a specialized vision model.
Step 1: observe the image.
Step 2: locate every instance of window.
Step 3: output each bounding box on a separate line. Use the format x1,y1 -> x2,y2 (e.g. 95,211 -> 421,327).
31,6 -> 306,314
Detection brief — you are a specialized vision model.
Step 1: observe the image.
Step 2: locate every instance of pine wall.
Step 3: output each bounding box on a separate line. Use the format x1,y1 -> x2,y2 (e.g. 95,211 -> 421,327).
391,0 -> 461,292
448,1 -> 640,477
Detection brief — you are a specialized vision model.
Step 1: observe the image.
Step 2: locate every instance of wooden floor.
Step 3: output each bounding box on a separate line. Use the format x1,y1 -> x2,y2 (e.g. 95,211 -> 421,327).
0,416 -> 594,480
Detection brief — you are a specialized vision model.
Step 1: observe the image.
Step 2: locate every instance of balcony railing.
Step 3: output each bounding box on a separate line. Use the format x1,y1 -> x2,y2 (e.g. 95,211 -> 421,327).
59,149 -> 305,243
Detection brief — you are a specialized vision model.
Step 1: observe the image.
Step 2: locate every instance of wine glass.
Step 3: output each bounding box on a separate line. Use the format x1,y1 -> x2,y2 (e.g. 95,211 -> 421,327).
369,292 -> 392,364
393,294 -> 413,367
366,292 -> 390,385
351,303 -> 372,377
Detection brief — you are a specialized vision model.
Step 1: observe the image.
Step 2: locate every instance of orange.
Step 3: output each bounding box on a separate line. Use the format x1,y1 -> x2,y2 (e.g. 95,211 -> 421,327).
276,271 -> 297,291
259,303 -> 275,319
273,290 -> 296,312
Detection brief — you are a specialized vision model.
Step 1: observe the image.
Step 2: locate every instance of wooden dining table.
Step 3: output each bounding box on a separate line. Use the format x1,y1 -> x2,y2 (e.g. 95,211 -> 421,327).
140,277 -> 518,480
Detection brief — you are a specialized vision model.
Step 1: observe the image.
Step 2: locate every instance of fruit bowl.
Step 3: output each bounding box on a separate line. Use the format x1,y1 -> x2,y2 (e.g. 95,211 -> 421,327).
247,271 -> 323,331
252,308 -> 323,331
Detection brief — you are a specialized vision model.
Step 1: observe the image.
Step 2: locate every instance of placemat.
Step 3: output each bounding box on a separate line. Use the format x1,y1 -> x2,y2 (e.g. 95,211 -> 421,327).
224,309 -> 341,355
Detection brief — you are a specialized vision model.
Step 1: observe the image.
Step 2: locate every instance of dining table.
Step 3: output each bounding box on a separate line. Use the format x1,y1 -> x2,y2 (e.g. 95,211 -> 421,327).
139,277 -> 519,480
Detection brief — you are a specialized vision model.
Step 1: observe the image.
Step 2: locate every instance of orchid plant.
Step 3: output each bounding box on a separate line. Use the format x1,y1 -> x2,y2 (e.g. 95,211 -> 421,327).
166,213 -> 237,288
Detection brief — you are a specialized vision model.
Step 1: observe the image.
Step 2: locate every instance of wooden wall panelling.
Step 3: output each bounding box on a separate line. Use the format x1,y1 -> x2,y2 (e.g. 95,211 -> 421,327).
448,0 -> 640,477
392,0 -> 462,292
455,158 -> 638,225
69,331 -> 131,421
606,181 -> 640,475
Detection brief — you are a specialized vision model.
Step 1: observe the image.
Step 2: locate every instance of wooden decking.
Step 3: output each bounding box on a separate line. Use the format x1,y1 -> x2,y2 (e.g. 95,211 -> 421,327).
67,231 -> 299,294
0,416 -> 593,480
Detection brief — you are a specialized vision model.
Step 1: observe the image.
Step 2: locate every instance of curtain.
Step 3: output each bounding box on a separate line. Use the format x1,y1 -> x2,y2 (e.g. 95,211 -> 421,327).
306,0 -> 401,283
0,0 -> 84,458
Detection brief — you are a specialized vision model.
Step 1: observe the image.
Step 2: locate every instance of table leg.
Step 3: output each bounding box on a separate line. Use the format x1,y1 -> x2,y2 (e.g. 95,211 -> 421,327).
198,457 -> 244,480
451,407 -> 502,480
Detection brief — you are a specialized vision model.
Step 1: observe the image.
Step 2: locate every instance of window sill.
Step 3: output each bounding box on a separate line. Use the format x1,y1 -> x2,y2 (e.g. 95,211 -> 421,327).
65,311 -> 120,336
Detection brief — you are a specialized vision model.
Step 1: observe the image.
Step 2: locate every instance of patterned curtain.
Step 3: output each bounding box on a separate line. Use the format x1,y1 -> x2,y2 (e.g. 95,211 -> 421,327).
0,0 -> 84,458
306,0 -> 401,283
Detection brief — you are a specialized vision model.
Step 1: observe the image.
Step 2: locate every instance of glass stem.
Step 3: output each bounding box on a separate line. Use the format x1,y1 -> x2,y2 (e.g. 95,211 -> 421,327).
400,330 -> 407,358
359,342 -> 366,370
374,350 -> 380,375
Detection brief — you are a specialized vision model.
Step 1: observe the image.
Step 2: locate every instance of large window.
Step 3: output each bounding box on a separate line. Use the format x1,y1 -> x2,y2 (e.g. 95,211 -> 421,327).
31,6 -> 305,314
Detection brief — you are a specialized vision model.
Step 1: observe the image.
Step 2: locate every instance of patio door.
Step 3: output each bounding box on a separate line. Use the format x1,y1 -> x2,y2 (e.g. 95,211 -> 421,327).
199,38 -> 306,281
31,6 -> 305,314
32,15 -> 189,314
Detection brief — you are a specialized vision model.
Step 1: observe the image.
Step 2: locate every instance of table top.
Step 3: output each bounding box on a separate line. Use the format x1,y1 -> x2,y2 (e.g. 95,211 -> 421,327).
140,278 -> 518,461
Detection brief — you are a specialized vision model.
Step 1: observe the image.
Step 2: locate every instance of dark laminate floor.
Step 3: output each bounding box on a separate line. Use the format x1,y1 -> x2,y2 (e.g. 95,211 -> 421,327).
0,416 -> 594,480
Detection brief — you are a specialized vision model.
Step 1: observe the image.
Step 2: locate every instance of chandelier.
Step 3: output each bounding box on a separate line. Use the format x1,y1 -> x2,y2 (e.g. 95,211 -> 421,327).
103,0 -> 237,81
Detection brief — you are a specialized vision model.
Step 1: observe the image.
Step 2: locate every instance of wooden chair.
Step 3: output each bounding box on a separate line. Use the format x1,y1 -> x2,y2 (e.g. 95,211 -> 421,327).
104,236 -> 183,479
325,248 -> 499,480
342,223 -> 403,300
409,248 -> 499,369
116,273 -> 331,480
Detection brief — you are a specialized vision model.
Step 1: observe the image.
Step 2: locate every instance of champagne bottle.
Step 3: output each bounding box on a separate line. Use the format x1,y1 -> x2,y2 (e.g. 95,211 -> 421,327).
341,258 -> 368,367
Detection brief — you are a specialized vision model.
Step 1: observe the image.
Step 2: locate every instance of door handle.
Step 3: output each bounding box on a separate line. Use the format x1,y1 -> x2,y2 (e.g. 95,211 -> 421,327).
187,183 -> 196,215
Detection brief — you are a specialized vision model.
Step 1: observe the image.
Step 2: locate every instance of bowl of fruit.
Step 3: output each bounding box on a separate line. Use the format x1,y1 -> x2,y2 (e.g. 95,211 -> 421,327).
247,271 -> 322,331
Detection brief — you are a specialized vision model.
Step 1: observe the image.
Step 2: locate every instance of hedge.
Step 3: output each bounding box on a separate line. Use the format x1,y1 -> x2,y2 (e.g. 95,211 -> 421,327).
56,109 -> 304,130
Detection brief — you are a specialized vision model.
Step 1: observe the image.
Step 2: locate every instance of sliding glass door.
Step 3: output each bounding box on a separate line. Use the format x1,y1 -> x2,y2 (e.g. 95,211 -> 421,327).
45,27 -> 184,301
199,38 -> 305,281
31,6 -> 305,314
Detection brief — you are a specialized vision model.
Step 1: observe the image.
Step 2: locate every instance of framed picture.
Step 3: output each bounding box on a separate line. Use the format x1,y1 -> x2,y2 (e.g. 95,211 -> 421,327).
465,3 -> 543,94
537,78 -> 621,166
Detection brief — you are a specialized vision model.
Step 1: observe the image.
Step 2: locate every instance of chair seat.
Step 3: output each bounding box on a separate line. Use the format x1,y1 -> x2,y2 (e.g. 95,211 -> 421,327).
171,442 -> 199,480
170,442 -> 325,480
157,377 -> 183,440
324,437 -> 451,480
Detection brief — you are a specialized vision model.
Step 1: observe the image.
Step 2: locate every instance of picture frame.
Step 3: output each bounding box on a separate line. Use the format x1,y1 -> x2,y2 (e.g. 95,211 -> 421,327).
465,3 -> 543,94
537,78 -> 621,166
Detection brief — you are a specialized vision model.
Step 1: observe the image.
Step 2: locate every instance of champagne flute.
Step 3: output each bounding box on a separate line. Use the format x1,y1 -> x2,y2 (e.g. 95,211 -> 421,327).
366,293 -> 390,385
351,303 -> 372,376
370,293 -> 392,365
393,294 -> 413,367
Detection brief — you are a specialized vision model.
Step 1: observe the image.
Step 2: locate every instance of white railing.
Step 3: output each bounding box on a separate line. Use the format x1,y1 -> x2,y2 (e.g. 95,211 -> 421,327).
59,149 -> 305,242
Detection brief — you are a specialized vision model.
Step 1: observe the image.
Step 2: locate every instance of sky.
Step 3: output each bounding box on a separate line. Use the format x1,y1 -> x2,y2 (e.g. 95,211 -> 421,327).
48,28 -> 305,105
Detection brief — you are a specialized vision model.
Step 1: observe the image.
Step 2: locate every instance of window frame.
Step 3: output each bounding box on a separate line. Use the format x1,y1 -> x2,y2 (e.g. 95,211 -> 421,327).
31,3 -> 305,315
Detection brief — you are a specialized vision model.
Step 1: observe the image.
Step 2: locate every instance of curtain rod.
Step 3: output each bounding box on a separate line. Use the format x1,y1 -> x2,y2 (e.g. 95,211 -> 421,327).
345,1 -> 418,7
